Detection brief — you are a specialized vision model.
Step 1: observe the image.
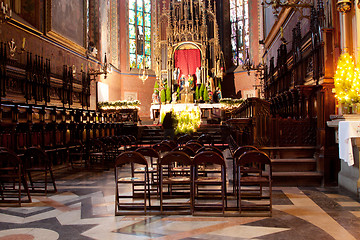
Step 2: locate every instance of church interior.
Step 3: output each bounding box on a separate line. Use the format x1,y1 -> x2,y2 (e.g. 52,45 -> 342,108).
1,0 -> 360,239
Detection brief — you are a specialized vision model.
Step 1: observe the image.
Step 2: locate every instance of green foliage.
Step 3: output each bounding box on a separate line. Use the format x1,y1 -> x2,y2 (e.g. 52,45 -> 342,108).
154,81 -> 159,93
166,87 -> 171,102
160,89 -> 166,103
195,85 -> 199,100
203,88 -> 209,102
97,100 -> 140,110
218,81 -> 222,90
199,84 -> 205,100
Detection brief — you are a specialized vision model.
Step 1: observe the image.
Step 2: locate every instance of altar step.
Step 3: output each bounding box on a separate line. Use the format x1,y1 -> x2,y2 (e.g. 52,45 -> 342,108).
260,146 -> 323,186
138,125 -> 164,146
137,123 -> 224,147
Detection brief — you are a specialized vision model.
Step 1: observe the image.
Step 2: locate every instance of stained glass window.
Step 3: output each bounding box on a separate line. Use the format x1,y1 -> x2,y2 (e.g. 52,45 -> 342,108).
129,0 -> 151,69
230,0 -> 249,66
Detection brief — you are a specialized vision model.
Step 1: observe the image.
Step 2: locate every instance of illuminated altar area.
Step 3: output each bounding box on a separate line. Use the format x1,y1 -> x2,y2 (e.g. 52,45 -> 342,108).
152,0 -> 225,104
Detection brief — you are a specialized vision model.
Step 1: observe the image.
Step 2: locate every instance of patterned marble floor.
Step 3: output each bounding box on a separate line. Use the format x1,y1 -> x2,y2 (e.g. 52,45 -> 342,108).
1,167 -> 360,240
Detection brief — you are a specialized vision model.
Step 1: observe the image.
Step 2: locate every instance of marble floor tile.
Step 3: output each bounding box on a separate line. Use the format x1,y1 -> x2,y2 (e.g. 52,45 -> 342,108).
0,167 -> 359,239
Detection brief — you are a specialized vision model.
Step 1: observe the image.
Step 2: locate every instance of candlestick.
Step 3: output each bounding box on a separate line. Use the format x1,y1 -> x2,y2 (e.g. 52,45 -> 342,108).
22,37 -> 26,49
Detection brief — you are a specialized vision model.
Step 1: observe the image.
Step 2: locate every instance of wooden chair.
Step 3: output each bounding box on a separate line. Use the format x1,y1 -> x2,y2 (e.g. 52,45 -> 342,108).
115,151 -> 151,215
162,139 -> 178,149
196,146 -> 223,157
153,142 -> 172,157
197,133 -> 213,146
68,140 -> 86,169
23,147 -> 57,194
172,145 -> 196,157
232,146 -> 259,194
0,151 -> 31,205
87,139 -> 108,169
185,142 -> 203,152
159,151 -> 193,214
192,151 -> 227,215
237,150 -> 272,216
135,147 -> 160,193
176,134 -> 192,146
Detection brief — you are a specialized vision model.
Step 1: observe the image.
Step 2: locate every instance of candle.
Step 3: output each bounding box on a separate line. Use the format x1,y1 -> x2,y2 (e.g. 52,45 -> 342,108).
280,27 -> 284,38
1,2 -> 3,10
9,9 -> 11,17
22,37 -> 25,49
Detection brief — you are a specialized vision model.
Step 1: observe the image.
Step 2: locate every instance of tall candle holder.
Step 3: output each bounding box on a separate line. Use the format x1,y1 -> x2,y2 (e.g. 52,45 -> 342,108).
0,1 -> 12,24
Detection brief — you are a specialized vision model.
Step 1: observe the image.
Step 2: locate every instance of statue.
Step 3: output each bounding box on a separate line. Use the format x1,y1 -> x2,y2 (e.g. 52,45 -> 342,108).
196,67 -> 201,85
179,75 -> 186,90
173,67 -> 180,85
188,74 -> 194,89
152,91 -> 160,104
172,91 -> 178,103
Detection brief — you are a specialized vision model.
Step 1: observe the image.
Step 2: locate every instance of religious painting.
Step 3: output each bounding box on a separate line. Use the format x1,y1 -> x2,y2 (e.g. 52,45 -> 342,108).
46,0 -> 86,54
124,92 -> 138,101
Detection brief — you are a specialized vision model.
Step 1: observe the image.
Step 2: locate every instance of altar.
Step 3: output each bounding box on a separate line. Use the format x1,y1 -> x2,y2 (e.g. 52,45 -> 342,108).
150,103 -> 222,123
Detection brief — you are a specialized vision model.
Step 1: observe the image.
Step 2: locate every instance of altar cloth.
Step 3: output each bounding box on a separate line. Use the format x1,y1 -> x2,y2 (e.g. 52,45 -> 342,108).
339,121 -> 360,166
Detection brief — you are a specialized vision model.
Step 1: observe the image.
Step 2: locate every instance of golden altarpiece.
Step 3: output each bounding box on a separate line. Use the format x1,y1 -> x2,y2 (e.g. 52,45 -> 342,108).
154,0 -> 224,103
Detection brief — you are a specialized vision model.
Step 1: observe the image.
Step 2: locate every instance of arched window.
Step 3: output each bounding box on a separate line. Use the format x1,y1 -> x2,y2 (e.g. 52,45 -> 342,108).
230,0 -> 249,66
129,0 -> 151,69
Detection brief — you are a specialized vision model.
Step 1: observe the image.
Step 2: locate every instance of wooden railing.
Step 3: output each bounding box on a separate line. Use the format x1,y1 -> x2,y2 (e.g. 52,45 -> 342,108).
224,98 -> 271,147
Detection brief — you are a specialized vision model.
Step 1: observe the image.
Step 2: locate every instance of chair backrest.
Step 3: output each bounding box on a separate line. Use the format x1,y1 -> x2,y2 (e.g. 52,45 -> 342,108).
237,150 -> 271,167
233,145 -> 259,160
24,147 -> 50,169
135,147 -> 160,159
161,140 -> 177,149
193,151 -> 225,166
172,145 -> 196,157
115,151 -> 148,166
160,151 -> 192,166
196,146 -> 223,157
153,142 -> 172,153
0,151 -> 21,168
176,134 -> 192,145
197,133 -> 212,145
89,138 -> 106,152
185,142 -> 203,152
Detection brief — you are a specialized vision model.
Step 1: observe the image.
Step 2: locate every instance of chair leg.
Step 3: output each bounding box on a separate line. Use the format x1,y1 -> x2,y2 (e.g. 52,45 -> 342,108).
49,168 -> 57,192
44,170 -> 48,195
27,172 -> 35,191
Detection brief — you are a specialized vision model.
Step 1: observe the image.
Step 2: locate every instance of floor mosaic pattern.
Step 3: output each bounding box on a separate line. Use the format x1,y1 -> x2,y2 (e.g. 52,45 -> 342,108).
0,167 -> 360,240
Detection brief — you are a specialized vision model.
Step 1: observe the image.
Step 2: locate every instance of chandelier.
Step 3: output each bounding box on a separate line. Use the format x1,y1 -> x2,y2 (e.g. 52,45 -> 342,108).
262,0 -> 314,19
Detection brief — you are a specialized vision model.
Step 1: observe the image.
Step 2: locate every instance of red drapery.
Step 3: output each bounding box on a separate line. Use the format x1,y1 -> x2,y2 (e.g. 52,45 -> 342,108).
174,49 -> 201,80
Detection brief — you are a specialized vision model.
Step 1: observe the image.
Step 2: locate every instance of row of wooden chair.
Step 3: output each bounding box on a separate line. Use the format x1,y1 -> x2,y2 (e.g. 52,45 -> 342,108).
114,139 -> 272,216
115,150 -> 226,215
0,147 -> 57,206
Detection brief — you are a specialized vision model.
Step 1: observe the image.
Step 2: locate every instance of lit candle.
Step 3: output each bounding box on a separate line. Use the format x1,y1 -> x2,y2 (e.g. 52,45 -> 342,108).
22,37 -> 25,49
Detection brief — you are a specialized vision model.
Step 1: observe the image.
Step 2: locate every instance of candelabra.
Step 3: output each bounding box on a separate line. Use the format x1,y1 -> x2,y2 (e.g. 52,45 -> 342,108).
0,1 -> 12,24
8,38 -> 26,58
88,53 -> 110,80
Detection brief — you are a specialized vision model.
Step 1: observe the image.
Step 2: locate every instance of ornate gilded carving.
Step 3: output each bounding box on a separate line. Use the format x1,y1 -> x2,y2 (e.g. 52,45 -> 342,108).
154,0 -> 224,92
